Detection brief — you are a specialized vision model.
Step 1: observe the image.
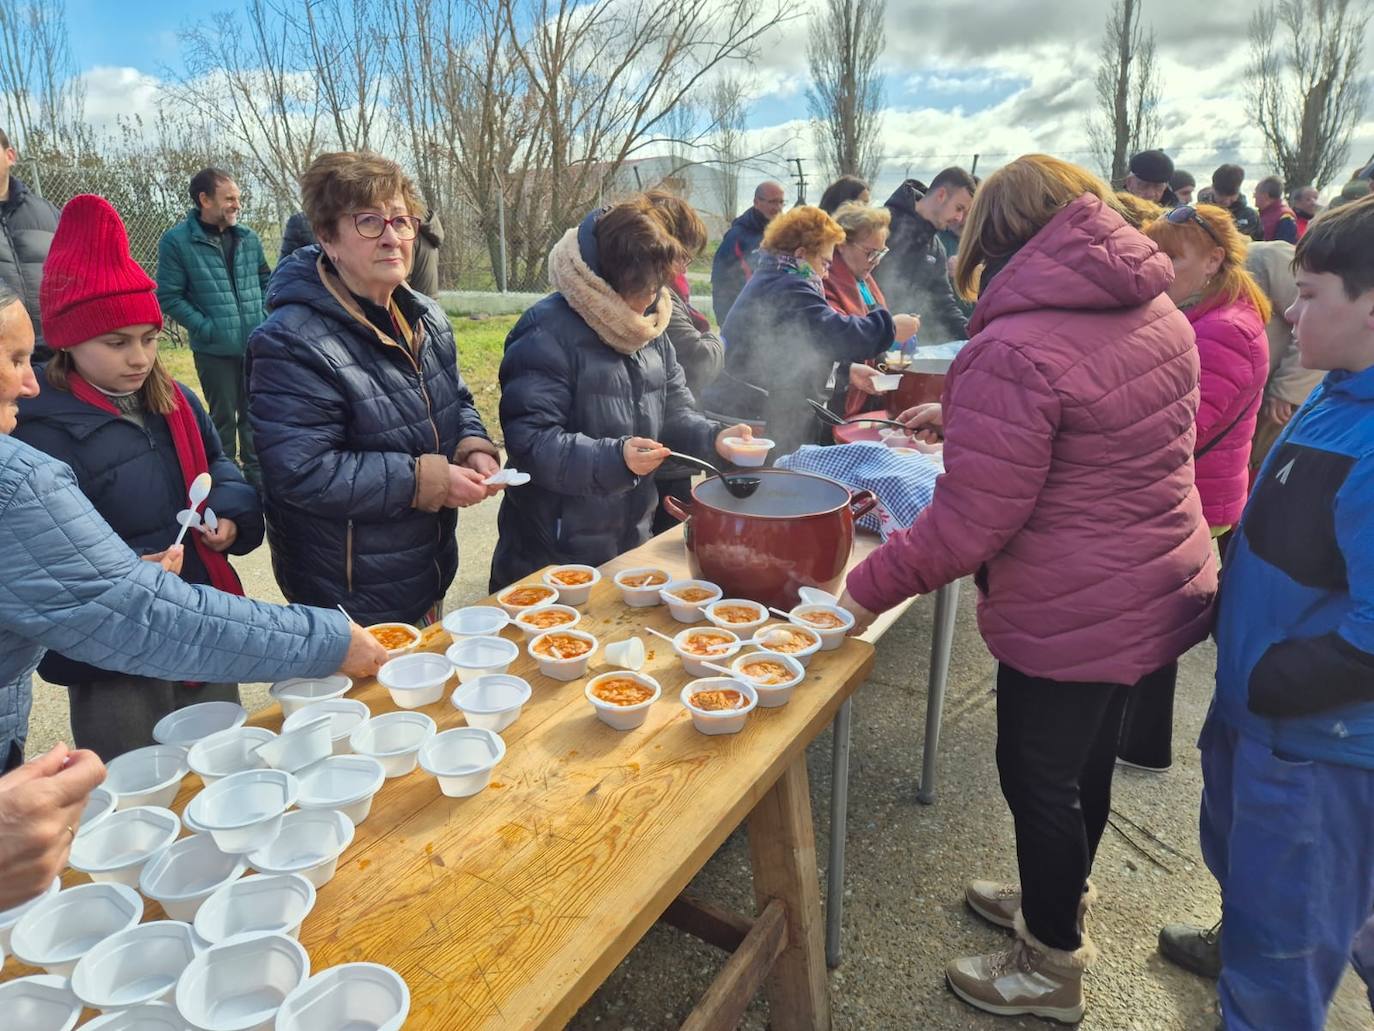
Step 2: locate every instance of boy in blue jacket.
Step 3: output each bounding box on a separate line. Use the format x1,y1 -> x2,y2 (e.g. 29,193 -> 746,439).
1187,196 -> 1374,1030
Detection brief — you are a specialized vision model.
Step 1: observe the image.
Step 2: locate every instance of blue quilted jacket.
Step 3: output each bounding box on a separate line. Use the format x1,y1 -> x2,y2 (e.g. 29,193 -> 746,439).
0,435 -> 351,768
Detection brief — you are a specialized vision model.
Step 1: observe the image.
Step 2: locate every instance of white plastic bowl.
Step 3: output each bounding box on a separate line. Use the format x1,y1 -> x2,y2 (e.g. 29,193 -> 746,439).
444,635 -> 520,686
659,579 -> 723,623
879,426 -> 910,443
348,712 -> 436,778
268,676 -> 352,718
541,564 -> 602,606
153,700 -> 247,747
510,603 -> 581,640
750,624 -> 823,668
441,605 -> 510,640
77,786 -> 117,837
704,598 -> 769,636
680,678 -> 759,736
175,932 -> 310,1031
730,651 -> 806,708
872,373 -> 902,392
494,583 -> 559,617
187,769 -> 300,854
378,652 -> 454,707
282,698 -> 369,756
612,567 -> 671,607
295,754 -> 386,825
252,715 -> 333,774
139,831 -> 249,921
83,1002 -> 184,1030
451,675 -> 532,733
247,809 -> 355,889
0,974 -> 81,1031
104,744 -> 189,810
721,435 -> 775,467
275,962 -> 410,1031
527,628 -> 599,682
0,877 -> 59,952
194,873 -> 316,946
672,626 -> 741,677
584,671 -> 661,731
70,919 -> 200,1012
418,727 -> 505,798
366,622 -> 422,659
10,881 -> 144,977
189,727 -> 276,785
68,805 -> 180,887
787,603 -> 855,650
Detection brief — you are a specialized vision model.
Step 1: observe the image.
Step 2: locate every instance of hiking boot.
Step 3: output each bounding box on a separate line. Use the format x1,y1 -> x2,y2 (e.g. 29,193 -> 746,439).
1158,920 -> 1222,979
945,912 -> 1093,1024
965,879 -> 1098,934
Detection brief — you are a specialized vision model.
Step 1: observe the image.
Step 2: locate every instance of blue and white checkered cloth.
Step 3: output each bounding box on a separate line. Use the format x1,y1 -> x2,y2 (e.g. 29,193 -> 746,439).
776,442 -> 942,539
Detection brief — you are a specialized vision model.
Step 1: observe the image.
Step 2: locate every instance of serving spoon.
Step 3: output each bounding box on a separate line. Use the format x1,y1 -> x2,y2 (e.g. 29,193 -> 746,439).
806,398 -> 909,431
653,450 -> 761,499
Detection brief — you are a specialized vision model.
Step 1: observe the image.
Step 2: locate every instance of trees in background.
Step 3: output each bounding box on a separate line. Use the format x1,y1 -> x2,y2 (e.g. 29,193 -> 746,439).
806,0 -> 886,184
1088,0 -> 1161,185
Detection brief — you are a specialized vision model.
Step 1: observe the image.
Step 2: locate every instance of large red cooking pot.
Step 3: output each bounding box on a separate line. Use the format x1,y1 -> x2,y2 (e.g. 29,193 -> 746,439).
662,469 -> 877,610
887,371 -> 945,417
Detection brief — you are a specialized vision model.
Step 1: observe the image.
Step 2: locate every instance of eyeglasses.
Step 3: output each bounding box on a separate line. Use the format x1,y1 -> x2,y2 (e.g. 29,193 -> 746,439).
351,212 -> 422,240
1166,205 -> 1223,248
856,243 -> 889,265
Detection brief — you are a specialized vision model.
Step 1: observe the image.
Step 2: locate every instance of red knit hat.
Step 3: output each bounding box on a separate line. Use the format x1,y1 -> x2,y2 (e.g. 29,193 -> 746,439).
40,194 -> 163,350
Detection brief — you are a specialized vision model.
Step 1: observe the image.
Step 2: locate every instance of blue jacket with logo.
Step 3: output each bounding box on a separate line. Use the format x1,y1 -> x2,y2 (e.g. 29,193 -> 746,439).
1214,365 -> 1374,769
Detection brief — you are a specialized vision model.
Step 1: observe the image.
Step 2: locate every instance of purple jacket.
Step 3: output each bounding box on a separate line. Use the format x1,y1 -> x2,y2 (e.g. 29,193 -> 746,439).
847,195 -> 1217,684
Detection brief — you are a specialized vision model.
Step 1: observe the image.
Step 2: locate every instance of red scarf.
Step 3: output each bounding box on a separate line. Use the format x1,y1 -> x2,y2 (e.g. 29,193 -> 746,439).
67,372 -> 244,596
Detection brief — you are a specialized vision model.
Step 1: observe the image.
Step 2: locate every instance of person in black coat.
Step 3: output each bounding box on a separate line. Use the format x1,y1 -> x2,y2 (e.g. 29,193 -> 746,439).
710,180 -> 785,325
0,132 -> 60,362
279,211 -> 317,260
491,199 -> 750,590
248,152 -> 501,626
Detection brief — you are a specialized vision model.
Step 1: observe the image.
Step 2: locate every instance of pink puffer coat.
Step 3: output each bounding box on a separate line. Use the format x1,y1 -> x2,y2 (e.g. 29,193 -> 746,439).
847,194 -> 1217,684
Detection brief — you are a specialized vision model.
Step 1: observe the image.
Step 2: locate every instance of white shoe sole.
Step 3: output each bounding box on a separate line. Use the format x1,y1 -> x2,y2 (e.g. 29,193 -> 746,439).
1115,757 -> 1172,773
947,974 -> 1085,1025
966,892 -> 1016,930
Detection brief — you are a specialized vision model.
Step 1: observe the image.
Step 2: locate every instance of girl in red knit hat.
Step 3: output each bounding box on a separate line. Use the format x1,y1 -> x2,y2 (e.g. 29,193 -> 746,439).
13,194 -> 265,760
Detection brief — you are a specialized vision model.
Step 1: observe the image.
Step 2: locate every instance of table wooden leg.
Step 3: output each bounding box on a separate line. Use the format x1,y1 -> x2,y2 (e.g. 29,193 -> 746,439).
749,756 -> 831,1031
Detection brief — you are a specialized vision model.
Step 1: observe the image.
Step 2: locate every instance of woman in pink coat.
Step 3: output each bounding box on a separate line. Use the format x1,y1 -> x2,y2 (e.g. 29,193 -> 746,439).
838,155 -> 1216,1024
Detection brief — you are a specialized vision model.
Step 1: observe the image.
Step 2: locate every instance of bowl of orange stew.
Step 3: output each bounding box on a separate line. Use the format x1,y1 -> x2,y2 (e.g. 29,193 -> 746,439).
495,584 -> 559,618
671,626 -> 741,677
366,623 -> 421,659
613,567 -> 671,608
527,629 -> 599,682
511,603 -> 581,640
584,671 -> 661,730
680,678 -> 758,736
730,651 -> 805,708
541,564 -> 602,606
704,599 -> 768,636
659,580 -> 723,624
750,624 -> 823,668
786,604 -> 854,651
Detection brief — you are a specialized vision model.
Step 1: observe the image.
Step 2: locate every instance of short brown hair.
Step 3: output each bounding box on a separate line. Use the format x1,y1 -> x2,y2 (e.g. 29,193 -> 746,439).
1145,203 -> 1272,322
831,201 -> 891,242
300,151 -> 424,242
761,205 -> 845,256
1295,194 -> 1374,300
642,190 -> 708,257
595,202 -> 687,297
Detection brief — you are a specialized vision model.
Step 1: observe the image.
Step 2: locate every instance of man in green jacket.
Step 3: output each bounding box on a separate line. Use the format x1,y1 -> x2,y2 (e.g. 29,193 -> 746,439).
156,168 -> 270,485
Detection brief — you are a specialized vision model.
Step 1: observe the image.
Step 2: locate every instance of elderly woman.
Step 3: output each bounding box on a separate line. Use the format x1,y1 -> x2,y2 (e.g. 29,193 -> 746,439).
248,152 -> 501,626
711,206 -> 919,455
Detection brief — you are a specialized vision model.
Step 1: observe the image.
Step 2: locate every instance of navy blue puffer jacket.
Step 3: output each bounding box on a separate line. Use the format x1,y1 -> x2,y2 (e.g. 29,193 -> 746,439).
248,248 -> 496,624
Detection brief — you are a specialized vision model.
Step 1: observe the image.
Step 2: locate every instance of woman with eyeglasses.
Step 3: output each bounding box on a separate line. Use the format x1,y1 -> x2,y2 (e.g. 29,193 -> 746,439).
247,151 -> 503,627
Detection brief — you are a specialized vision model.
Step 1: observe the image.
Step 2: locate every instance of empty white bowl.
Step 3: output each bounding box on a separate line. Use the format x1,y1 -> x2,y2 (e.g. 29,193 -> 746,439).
366,623 -> 422,659
418,728 -> 505,798
187,769 -> 300,854
252,715 -> 333,775
721,435 -> 774,467
612,567 -> 671,607
275,962 -> 410,1031
295,754 -> 386,824
71,919 -> 200,1012
787,603 -> 855,650
441,605 -> 510,640
378,652 -> 454,707
659,580 -> 723,623
68,805 -> 180,887
680,678 -> 759,736
510,603 -> 581,640
0,876 -> 59,952
451,675 -> 531,733
282,698 -> 369,756
527,628 -> 599,681
139,832 -> 249,921
194,873 -> 316,946
872,373 -> 902,392
0,974 -> 81,1031
585,671 -> 661,731
750,624 -> 823,668
189,727 -> 276,785
175,932 -> 310,1031
704,599 -> 769,636
445,635 -> 520,686
153,701 -> 247,748
268,676 -> 353,718
494,583 -> 559,617
247,809 -> 355,889
10,881 -> 144,977
348,712 -> 436,778
83,1002 -> 184,1030
672,626 -> 742,677
104,744 -> 189,810
77,786 -> 117,837
730,651 -> 806,708
541,564 -> 602,606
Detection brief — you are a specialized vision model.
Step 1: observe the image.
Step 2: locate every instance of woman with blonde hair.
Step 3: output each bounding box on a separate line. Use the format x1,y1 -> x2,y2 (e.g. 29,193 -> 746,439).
838,155 -> 1216,1022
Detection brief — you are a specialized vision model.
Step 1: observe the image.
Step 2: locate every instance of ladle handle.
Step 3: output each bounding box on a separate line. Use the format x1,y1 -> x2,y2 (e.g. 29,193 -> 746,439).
664,451 -> 725,478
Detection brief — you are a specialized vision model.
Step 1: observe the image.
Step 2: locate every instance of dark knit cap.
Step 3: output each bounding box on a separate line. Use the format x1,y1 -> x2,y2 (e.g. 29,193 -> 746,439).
1129,149 -> 1173,184
1212,164 -> 1245,195
1169,169 -> 1195,191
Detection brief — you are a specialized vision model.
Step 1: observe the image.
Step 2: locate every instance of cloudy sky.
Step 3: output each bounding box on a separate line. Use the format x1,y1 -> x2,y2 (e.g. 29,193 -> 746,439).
65,0 -> 1374,201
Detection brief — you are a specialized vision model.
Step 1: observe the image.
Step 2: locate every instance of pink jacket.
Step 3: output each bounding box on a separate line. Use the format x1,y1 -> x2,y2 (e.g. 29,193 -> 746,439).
1188,299 -> 1268,526
847,195 -> 1217,684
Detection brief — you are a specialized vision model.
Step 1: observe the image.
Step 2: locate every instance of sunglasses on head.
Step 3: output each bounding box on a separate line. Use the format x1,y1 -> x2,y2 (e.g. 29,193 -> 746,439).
1166,204 -> 1223,248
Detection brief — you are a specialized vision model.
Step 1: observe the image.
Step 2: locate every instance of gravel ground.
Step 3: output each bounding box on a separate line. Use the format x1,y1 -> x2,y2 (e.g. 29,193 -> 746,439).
25,501 -> 1372,1030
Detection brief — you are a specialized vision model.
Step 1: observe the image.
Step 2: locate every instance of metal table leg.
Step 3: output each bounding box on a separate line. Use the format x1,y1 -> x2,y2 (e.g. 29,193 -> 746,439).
918,580 -> 960,805
825,697 -> 854,968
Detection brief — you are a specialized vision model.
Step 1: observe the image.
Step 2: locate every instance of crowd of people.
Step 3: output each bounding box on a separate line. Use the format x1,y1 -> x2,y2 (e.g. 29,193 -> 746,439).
0,124 -> 1372,1030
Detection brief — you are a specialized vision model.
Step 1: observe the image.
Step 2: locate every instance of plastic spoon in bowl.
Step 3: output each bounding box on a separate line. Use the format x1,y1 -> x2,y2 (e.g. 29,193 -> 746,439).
644,627 -> 678,645
661,451 -> 761,499
806,398 -> 909,431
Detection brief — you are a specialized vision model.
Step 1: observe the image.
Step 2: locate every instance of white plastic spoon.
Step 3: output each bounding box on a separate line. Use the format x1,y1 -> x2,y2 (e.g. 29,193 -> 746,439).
172,472 -> 213,548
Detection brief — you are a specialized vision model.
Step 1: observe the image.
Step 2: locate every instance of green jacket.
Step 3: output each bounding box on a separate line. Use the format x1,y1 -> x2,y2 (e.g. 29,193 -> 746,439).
156,211 -> 270,357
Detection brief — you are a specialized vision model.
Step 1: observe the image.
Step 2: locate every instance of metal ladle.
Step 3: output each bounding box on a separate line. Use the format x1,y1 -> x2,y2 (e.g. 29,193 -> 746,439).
663,451 -> 761,499
806,398 -> 909,431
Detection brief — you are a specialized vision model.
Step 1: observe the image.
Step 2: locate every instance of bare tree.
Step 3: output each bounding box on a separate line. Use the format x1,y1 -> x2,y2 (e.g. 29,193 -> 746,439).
1248,0 -> 1370,189
706,75 -> 749,220
1087,0 -> 1161,185
301,0 -> 389,154
805,0 -> 885,183
0,0 -> 86,160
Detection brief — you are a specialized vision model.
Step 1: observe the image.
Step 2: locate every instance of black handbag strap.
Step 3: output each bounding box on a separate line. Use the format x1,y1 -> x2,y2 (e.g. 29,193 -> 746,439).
1195,391 -> 1262,460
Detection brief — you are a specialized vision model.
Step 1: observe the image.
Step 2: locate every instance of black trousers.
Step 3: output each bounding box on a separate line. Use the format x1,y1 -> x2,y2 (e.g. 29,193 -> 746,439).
193,351 -> 259,486
1116,662 -> 1180,769
995,663 -> 1134,951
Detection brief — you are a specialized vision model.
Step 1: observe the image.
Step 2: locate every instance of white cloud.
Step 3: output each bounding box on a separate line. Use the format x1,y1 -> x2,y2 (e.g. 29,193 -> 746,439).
79,66 -> 161,133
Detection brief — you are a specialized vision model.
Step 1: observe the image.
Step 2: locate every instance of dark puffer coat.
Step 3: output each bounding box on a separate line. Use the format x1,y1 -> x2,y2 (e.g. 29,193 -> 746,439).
874,180 -> 969,344
710,206 -> 769,326
156,211 -> 270,358
247,248 -> 496,624
0,177 -> 59,358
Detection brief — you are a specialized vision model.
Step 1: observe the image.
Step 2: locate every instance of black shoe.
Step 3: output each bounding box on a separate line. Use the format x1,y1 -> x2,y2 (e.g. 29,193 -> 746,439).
1158,920 -> 1221,979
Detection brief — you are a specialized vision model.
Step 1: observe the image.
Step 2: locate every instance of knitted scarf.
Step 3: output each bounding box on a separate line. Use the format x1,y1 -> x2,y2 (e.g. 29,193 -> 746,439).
547,227 -> 671,355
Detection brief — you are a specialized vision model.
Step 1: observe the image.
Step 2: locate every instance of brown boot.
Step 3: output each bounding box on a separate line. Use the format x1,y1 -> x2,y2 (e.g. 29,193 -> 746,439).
965,879 -> 1099,933
945,911 -> 1094,1024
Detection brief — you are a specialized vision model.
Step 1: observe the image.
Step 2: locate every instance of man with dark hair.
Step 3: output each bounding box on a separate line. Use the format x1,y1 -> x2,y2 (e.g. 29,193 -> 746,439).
156,168 -> 269,486
0,128 -> 59,363
710,180 -> 785,325
1289,186 -> 1319,237
1124,149 -> 1173,203
1168,169 -> 1196,207
874,166 -> 976,344
1254,175 -> 1298,243
1211,164 -> 1261,240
